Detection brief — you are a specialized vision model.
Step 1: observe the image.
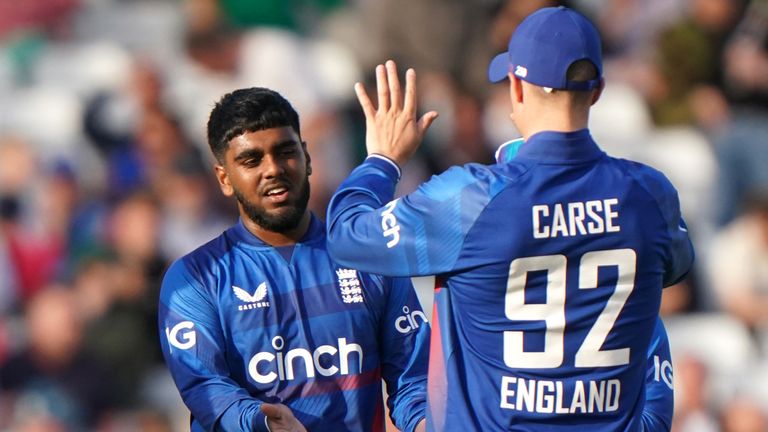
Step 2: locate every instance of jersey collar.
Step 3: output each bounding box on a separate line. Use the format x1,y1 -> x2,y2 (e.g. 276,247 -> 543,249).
233,213 -> 325,248
515,129 -> 604,163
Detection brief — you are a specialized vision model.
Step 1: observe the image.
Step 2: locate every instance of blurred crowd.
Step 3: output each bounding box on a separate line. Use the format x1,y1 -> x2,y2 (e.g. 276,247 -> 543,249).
0,0 -> 767,431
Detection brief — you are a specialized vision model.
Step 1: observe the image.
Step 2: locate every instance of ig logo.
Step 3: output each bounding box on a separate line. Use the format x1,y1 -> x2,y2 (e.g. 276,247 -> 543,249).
395,306 -> 428,334
653,355 -> 674,390
166,321 -> 196,351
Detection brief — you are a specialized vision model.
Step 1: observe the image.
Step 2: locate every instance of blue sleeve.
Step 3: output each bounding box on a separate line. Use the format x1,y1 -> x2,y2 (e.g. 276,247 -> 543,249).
158,259 -> 269,432
630,165 -> 695,287
326,156 -> 490,276
379,276 -> 429,432
641,318 -> 674,432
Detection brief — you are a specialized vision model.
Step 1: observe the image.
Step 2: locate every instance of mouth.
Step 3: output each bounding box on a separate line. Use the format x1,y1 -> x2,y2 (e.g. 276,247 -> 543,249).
263,184 -> 291,204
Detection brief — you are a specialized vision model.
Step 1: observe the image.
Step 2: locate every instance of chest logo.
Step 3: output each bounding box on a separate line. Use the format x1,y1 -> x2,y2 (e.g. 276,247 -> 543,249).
233,282 -> 270,311
336,269 -> 363,304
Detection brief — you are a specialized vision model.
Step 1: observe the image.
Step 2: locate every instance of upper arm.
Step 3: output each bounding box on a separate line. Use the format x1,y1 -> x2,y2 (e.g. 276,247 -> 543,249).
159,259 -> 264,431
631,165 -> 695,287
327,161 -> 493,276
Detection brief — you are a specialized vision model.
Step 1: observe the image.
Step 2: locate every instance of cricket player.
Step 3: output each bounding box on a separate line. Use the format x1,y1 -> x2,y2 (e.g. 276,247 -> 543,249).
326,6 -> 693,431
158,88 -> 429,431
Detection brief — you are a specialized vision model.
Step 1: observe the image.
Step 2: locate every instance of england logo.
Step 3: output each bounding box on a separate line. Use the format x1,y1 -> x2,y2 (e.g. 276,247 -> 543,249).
336,268 -> 363,304
233,282 -> 270,311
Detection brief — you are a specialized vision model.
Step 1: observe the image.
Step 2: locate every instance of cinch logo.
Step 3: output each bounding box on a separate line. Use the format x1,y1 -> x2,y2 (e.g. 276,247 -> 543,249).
380,199 -> 401,248
233,283 -> 270,311
166,321 -> 196,351
395,306 -> 428,334
248,336 -> 364,384
514,65 -> 528,78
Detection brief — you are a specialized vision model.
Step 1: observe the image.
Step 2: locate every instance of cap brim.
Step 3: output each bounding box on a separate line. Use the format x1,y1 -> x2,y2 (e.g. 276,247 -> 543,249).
488,52 -> 510,83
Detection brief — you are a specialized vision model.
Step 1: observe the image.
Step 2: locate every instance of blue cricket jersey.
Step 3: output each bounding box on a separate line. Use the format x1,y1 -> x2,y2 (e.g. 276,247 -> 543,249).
326,129 -> 693,431
158,215 -> 429,431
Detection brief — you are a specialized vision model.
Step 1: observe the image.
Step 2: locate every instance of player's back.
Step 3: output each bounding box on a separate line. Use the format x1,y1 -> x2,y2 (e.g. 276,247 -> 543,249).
425,133 -> 688,431
326,130 -> 693,431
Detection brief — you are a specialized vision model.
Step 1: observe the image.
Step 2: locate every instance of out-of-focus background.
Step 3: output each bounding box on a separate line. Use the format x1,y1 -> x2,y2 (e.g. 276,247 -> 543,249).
0,0 -> 767,431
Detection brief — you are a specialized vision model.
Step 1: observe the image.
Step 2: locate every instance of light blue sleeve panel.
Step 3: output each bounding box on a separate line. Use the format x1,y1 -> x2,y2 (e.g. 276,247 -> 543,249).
627,163 -> 695,287
159,258 -> 269,432
641,318 -> 675,432
327,157 -> 493,277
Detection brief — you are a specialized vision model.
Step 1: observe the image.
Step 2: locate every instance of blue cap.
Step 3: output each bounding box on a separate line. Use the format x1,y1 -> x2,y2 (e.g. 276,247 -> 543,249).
488,6 -> 602,90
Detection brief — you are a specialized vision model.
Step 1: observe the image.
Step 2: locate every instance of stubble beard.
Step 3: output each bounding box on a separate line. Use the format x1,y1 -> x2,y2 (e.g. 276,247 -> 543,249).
234,178 -> 311,233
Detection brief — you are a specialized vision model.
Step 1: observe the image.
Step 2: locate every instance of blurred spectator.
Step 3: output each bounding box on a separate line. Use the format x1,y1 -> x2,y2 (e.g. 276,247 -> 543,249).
0,0 -> 81,38
155,153 -> 230,261
672,354 -> 720,432
719,396 -> 768,432
0,136 -> 67,304
82,192 -> 167,408
0,286 -> 115,430
649,0 -> 745,127
708,190 -> 768,338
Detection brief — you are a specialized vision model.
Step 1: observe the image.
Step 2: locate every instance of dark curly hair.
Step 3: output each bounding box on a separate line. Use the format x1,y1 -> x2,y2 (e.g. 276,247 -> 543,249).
206,87 -> 301,163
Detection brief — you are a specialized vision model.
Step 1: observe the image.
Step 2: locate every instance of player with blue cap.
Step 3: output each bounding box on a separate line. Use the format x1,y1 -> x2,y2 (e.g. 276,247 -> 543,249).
327,6 -> 694,431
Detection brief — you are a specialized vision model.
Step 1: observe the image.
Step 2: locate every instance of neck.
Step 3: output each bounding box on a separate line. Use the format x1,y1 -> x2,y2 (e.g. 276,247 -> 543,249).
241,212 -> 312,246
520,106 -> 590,140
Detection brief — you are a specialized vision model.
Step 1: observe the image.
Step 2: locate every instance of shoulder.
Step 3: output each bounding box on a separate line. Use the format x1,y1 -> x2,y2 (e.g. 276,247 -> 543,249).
419,162 -> 529,200
610,157 -> 678,198
161,229 -> 237,289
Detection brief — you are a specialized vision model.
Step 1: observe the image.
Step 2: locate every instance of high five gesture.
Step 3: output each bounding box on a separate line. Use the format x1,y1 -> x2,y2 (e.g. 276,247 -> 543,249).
354,60 -> 438,167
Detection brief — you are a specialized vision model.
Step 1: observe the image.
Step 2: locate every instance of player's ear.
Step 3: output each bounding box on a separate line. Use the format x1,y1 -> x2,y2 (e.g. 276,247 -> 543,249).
302,141 -> 312,176
590,78 -> 605,106
508,73 -> 524,104
214,164 -> 234,197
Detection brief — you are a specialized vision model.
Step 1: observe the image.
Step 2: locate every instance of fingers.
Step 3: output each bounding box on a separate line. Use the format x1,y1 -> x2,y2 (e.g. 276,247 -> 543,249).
386,60 -> 402,110
403,68 -> 417,116
260,403 -> 282,419
418,111 -> 439,134
375,64 -> 390,112
354,82 -> 375,120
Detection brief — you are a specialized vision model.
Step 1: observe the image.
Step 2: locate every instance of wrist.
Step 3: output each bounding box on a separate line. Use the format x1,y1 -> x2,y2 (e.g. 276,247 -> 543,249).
366,154 -> 402,180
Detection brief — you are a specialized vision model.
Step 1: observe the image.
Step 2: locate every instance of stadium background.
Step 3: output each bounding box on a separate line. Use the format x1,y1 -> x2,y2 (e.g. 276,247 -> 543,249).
0,0 -> 767,430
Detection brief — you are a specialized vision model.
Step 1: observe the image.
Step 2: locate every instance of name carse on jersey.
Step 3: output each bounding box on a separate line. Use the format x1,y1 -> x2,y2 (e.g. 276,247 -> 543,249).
533,198 -> 621,239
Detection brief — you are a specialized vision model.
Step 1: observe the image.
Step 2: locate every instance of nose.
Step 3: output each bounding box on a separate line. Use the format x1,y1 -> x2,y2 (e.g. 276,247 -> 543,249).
262,155 -> 285,178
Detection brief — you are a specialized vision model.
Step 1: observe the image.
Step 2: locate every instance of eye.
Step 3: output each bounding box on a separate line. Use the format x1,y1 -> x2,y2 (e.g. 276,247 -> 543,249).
241,157 -> 261,167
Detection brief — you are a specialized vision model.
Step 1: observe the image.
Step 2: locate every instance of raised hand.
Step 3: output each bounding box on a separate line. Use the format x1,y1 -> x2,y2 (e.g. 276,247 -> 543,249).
260,403 -> 307,432
355,60 -> 438,167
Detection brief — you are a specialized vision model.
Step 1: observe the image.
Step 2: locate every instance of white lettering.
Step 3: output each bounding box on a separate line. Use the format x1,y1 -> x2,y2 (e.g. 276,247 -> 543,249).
606,380 -> 620,411
517,377 -> 535,411
551,204 -> 569,238
248,337 -> 364,384
532,199 -> 621,239
568,202 -> 587,236
500,376 -> 516,409
339,337 -> 363,375
166,321 -> 196,351
533,205 -> 550,239
585,200 -> 604,234
589,380 -> 606,412
571,381 -> 587,413
498,376 -> 622,414
604,198 -> 620,233
654,355 -> 674,390
395,306 -> 428,334
381,200 -> 401,248
536,380 -> 555,413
